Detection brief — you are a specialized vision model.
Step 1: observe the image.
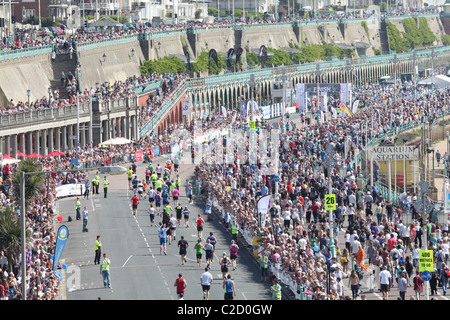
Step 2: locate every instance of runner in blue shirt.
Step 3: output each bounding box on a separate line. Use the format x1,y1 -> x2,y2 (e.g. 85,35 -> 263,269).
162,190 -> 169,205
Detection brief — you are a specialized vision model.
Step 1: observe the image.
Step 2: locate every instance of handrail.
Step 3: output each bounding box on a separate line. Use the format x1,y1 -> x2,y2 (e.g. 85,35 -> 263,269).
0,44 -> 53,61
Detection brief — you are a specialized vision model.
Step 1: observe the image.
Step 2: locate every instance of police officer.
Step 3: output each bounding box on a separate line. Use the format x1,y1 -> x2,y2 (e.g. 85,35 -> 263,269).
231,220 -> 239,244
261,252 -> 269,282
103,176 -> 109,198
271,278 -> 282,300
94,235 -> 102,265
75,197 -> 81,220
94,176 -> 100,194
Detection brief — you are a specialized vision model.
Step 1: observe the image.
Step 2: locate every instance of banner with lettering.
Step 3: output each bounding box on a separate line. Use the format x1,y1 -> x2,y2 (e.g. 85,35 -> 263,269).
295,83 -> 306,112
53,225 -> 69,271
134,150 -> 143,162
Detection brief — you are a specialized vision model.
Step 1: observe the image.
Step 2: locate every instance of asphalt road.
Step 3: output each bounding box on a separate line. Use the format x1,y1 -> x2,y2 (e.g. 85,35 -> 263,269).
56,153 -> 272,300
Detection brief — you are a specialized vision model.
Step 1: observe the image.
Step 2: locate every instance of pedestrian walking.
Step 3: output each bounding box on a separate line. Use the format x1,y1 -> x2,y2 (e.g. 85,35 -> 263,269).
174,273 -> 187,300
413,271 -> 424,300
379,266 -> 391,300
94,235 -> 102,265
398,272 -> 408,300
348,269 -> 360,300
84,179 -> 90,199
223,274 -> 236,300
82,206 -> 89,232
100,253 -> 111,288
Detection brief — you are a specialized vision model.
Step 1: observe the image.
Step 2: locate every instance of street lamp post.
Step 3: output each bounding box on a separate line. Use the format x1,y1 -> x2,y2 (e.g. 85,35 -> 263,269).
391,53 -> 399,104
249,74 -> 256,121
281,68 -> 286,133
430,48 -> 437,97
27,89 -> 31,106
315,64 -> 321,117
328,176 -> 336,259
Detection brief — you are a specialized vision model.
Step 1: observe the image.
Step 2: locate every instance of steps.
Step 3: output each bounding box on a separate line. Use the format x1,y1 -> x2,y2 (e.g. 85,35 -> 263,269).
379,18 -> 391,55
51,53 -> 78,99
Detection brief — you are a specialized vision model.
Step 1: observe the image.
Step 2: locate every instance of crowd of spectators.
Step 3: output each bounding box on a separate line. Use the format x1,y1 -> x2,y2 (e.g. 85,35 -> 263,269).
194,80 -> 450,300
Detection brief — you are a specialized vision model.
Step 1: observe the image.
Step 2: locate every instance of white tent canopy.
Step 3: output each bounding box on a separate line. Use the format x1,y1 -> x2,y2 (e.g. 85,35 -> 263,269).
418,74 -> 450,88
100,137 -> 132,145
0,158 -> 20,166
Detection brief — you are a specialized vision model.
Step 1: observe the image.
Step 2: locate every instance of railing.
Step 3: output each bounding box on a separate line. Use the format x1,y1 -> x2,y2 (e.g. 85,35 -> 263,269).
0,45 -> 53,61
0,96 -> 137,129
139,81 -> 189,137
76,34 -> 140,51
133,79 -> 161,95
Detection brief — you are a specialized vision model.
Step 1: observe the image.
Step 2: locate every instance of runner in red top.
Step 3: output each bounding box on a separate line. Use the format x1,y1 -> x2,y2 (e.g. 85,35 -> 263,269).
196,214 -> 204,239
174,273 -> 187,300
131,194 -> 140,216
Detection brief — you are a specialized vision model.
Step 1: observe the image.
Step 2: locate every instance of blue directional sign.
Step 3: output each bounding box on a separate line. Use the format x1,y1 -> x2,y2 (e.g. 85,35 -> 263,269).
273,175 -> 280,182
421,271 -> 431,281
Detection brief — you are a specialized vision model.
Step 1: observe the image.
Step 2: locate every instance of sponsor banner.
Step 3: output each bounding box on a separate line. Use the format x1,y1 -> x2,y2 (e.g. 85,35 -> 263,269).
53,225 -> 69,271
134,150 -> 143,162
55,183 -> 85,198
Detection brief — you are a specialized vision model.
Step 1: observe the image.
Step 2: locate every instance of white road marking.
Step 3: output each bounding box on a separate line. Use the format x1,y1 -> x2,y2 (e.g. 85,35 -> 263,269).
122,255 -> 133,268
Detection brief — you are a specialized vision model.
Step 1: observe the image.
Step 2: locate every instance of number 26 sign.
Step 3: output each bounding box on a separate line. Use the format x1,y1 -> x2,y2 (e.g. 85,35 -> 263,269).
324,194 -> 336,211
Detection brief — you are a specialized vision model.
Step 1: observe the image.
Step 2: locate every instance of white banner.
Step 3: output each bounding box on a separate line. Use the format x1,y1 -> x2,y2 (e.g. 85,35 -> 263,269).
444,182 -> 450,215
352,99 -> 359,114
221,106 -> 227,118
182,97 -> 191,115
55,183 -> 85,198
296,83 -> 306,112
331,107 -> 337,119
257,195 -> 271,228
340,83 -> 348,105
321,91 -> 327,110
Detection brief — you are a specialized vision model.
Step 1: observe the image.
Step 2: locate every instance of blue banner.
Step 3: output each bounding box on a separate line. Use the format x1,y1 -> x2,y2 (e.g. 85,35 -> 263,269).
53,225 -> 69,271
154,147 -> 160,156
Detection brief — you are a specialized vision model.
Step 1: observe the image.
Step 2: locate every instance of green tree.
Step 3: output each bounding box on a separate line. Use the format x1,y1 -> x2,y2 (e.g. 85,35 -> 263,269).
0,207 -> 29,273
140,55 -> 186,75
418,17 -> 437,46
12,158 -> 45,210
246,52 -> 260,66
386,22 -> 409,53
190,51 -> 226,74
266,48 -> 292,66
402,18 -> 422,48
442,34 -> 450,46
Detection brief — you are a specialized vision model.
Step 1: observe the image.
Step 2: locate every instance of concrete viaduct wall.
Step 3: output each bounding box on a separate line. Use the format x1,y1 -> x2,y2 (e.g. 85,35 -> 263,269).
0,16 -> 446,105
0,51 -> 53,108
